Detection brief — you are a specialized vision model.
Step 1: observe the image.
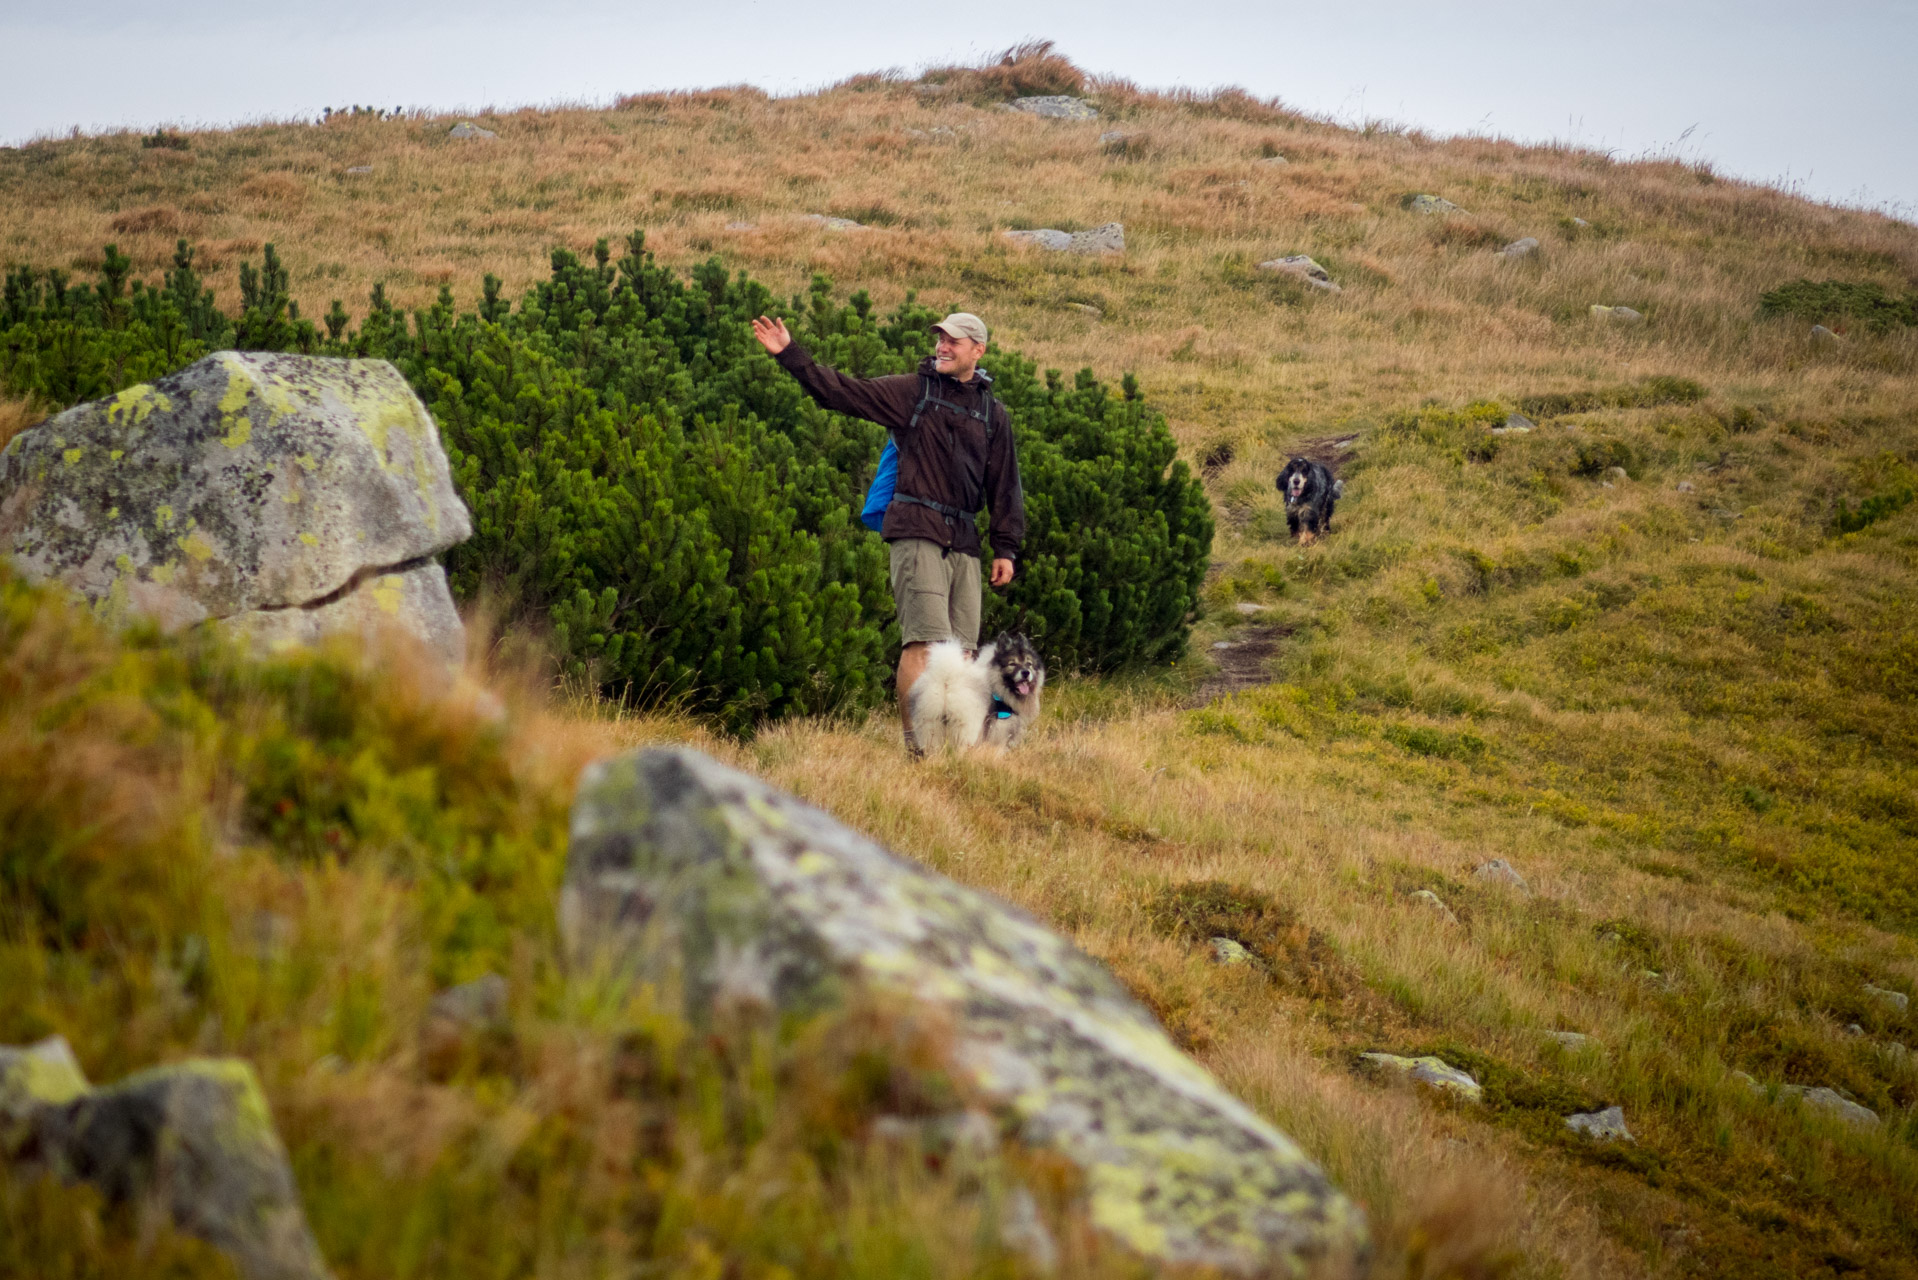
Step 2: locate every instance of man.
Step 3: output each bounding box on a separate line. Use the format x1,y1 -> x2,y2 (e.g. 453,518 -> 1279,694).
751,310 -> 1024,754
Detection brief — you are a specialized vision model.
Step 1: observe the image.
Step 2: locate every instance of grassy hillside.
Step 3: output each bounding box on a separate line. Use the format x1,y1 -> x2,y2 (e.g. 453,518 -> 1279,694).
4,47 -> 1917,1280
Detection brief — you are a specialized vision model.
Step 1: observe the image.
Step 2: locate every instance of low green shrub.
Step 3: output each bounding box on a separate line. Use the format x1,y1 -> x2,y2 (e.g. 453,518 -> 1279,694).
1836,485 -> 1915,533
1759,279 -> 1918,332
1518,376 -> 1706,418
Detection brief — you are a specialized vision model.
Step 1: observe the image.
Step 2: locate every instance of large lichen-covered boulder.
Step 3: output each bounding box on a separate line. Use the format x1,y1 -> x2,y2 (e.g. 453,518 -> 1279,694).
0,351 -> 470,662
561,748 -> 1368,1275
1,1041 -> 331,1280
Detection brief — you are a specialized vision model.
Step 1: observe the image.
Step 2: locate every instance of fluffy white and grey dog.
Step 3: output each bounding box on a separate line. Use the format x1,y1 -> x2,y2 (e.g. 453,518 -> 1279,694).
909,632 -> 1046,752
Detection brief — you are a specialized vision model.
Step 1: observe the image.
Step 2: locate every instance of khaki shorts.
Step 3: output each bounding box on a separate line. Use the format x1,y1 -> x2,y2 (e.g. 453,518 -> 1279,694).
889,538 -> 981,647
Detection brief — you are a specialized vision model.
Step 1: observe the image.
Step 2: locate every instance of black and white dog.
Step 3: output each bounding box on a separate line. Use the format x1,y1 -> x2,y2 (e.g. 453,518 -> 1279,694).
909,632 -> 1046,752
1275,457 -> 1343,544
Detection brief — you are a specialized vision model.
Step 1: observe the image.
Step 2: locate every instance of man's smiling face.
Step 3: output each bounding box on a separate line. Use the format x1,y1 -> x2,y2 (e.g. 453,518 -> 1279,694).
933,331 -> 984,379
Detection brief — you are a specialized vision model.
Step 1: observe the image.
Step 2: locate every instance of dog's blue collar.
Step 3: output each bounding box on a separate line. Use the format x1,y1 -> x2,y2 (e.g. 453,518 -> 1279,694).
991,693 -> 1014,720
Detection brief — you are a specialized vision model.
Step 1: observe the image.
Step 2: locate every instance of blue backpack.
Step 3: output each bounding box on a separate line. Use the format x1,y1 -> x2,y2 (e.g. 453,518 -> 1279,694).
859,374 -> 998,534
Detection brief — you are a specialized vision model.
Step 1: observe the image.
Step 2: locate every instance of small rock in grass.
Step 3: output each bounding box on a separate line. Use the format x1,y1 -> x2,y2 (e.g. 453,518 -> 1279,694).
1544,1030 -> 1591,1050
427,973 -> 509,1029
1065,302 -> 1104,319
1209,936 -> 1256,966
1406,193 -> 1462,214
1733,1070 -> 1764,1093
1863,983 -> 1909,1014
725,220 -> 756,231
1495,237 -> 1540,260
1606,466 -> 1630,483
1589,304 -> 1645,324
1257,154 -> 1290,166
1361,1053 -> 1482,1102
1781,1085 -> 1880,1127
345,164 -> 373,175
1491,412 -> 1535,435
802,214 -> 868,232
1211,641 -> 1235,651
1006,95 -> 1099,120
1565,1105 -> 1632,1141
1810,324 -> 1842,342
1472,858 -> 1529,891
1234,602 -> 1269,615
1571,217 -> 1591,227
1409,889 -> 1458,925
447,121 -> 496,139
1676,481 -> 1694,492
1003,222 -> 1124,254
1846,1023 -> 1866,1037
1098,130 -> 1128,144
1257,255 -> 1341,294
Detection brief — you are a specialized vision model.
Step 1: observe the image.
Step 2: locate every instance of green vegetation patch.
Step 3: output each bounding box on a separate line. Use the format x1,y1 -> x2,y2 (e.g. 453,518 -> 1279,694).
1759,278 -> 1918,332
1518,376 -> 1707,419
1,235 -> 1213,727
1145,880 -> 1355,1001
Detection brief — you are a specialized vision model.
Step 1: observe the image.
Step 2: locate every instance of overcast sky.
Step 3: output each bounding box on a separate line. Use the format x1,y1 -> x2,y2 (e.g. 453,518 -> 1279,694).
4,0 -> 1914,219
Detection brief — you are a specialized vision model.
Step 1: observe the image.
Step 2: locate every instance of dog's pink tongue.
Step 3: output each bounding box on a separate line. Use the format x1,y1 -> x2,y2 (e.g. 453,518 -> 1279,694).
1016,680 -> 1032,696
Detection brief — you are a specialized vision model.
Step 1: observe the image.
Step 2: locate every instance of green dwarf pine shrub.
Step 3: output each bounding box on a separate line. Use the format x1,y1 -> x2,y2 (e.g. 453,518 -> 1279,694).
0,234 -> 1212,724
1759,278 -> 1918,332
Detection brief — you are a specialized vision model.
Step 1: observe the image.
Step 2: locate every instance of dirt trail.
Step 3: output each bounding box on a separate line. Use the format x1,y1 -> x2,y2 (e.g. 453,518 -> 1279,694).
1185,624 -> 1286,708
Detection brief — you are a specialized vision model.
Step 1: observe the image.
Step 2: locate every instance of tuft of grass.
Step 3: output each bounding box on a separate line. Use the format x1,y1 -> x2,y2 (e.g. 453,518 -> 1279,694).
914,40 -> 1086,103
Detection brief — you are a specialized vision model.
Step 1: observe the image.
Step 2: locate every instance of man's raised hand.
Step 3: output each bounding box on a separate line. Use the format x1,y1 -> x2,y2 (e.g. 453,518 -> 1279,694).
751,315 -> 792,355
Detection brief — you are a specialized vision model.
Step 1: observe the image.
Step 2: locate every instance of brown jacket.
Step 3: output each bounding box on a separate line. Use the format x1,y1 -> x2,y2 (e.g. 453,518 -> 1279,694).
775,345 -> 1025,560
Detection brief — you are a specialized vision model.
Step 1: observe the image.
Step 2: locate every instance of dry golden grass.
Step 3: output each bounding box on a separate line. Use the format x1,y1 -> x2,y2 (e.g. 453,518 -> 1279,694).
5,50 -> 1918,1279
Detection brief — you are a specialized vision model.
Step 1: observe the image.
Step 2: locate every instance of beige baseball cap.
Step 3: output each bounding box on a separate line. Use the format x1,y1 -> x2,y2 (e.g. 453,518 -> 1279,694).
930,312 -> 988,345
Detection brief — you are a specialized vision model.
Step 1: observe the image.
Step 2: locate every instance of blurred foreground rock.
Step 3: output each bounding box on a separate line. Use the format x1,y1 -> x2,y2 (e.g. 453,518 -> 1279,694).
561,747 -> 1368,1275
1,1037 -> 331,1280
0,351 -> 471,663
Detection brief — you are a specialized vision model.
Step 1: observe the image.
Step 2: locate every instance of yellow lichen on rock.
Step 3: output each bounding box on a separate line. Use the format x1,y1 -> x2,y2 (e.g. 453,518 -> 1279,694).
104,383 -> 173,428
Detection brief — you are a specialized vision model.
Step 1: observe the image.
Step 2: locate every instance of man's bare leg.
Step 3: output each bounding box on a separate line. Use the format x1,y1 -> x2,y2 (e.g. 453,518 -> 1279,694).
897,641 -> 931,732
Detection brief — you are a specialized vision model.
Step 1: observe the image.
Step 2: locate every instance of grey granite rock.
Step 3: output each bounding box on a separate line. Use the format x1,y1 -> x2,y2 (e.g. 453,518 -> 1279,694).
1006,96 -> 1099,120
1811,324 -> 1843,342
1257,255 -> 1341,294
1003,222 -> 1124,254
1781,1085 -> 1880,1127
1406,194 -> 1462,214
1004,228 -> 1074,250
800,214 -> 868,231
447,121 -> 495,139
1543,1031 -> 1592,1050
1492,412 -> 1535,435
1565,1106 -> 1632,1141
1209,936 -> 1256,966
0,352 -> 471,661
559,747 -> 1366,1275
1495,237 -> 1540,259
1863,983 -> 1908,1014
1472,859 -> 1529,891
2,1044 -> 331,1280
1589,304 -> 1645,324
1361,1053 -> 1482,1101
1409,889 -> 1458,925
